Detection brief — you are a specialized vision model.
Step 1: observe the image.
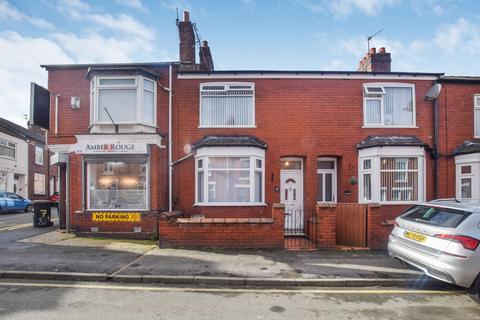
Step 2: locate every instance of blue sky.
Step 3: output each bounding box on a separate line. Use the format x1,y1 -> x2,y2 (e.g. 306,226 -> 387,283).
1,0 -> 480,126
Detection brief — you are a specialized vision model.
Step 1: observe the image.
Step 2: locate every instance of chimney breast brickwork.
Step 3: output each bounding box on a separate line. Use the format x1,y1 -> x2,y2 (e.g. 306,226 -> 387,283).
357,47 -> 391,72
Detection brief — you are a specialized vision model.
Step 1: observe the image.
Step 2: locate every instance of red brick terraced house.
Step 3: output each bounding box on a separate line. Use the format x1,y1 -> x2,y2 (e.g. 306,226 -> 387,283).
40,12 -> 478,249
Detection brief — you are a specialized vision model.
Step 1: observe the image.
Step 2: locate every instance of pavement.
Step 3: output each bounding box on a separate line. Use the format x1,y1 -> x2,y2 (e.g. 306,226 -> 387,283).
0,211 -> 451,288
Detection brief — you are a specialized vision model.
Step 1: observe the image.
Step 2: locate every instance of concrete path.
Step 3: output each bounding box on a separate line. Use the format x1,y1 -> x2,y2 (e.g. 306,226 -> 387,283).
0,224 -> 447,287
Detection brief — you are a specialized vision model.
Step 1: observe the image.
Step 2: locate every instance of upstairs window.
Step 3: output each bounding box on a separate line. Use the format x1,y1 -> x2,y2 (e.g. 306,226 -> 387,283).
363,83 -> 415,127
35,145 -> 44,165
0,138 -> 16,159
200,83 -> 255,127
475,94 -> 480,138
91,76 -> 156,126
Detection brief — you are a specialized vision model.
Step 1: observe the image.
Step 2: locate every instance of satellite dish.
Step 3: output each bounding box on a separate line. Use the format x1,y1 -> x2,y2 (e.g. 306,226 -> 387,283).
425,83 -> 442,101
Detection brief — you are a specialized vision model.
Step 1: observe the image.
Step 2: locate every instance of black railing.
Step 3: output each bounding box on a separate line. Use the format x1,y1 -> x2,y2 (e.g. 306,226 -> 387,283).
284,208 -> 318,249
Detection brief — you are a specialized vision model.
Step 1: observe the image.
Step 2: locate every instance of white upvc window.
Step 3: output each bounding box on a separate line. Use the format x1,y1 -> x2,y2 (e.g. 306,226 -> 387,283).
199,82 -> 255,128
195,146 -> 265,206
474,94 -> 480,138
455,153 -> 480,200
363,83 -> 416,127
34,173 -> 46,195
90,76 -> 156,126
0,138 -> 16,160
359,146 -> 425,204
35,145 -> 44,165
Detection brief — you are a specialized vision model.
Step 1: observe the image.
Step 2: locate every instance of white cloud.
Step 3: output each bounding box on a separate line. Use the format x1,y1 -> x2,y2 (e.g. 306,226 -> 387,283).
295,0 -> 400,18
0,31 -> 72,126
115,0 -> 148,13
0,0 -> 54,29
434,17 -> 480,54
321,59 -> 349,70
160,0 -> 207,17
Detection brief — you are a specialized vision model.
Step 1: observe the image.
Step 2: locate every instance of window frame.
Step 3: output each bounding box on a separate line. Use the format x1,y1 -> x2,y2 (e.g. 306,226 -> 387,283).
316,157 -> 337,203
194,146 -> 265,206
199,82 -> 256,128
86,158 -> 150,211
362,82 -> 416,128
91,75 -> 157,127
474,94 -> 480,138
358,146 -> 425,205
0,138 -> 16,160
34,173 -> 46,195
35,145 -> 44,165
455,153 -> 480,200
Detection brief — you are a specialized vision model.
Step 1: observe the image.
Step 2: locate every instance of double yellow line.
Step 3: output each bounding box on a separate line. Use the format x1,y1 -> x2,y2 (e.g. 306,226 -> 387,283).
0,281 -> 463,295
0,219 -> 58,232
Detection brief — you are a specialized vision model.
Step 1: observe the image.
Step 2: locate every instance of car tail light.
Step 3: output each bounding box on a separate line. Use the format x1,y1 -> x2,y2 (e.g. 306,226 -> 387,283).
434,234 -> 480,251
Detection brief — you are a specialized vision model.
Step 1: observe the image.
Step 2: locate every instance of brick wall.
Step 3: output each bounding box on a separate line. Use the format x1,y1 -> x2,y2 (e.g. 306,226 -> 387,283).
173,76 -> 437,220
158,204 -> 285,249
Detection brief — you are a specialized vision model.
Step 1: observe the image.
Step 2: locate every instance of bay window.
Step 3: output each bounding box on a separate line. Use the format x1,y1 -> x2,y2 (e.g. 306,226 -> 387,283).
359,147 -> 425,204
363,83 -> 415,127
87,158 -> 148,210
195,147 -> 265,205
91,76 -> 156,126
199,83 -> 255,127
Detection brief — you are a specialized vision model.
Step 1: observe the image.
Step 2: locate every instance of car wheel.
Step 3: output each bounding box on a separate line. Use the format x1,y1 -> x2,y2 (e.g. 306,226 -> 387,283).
468,274 -> 480,303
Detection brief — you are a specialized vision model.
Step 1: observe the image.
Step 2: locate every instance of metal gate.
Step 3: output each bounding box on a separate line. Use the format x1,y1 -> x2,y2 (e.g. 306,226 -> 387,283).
284,208 -> 317,249
336,203 -> 367,247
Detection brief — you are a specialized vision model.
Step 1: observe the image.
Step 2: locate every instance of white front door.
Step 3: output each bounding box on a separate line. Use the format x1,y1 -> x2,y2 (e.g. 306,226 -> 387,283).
280,158 -> 304,234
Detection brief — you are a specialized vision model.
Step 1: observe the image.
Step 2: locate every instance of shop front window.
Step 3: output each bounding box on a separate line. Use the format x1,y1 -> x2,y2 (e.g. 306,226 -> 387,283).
87,159 -> 147,210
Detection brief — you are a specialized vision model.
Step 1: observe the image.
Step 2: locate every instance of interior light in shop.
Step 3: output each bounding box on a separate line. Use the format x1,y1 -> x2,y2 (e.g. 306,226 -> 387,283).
98,176 -> 114,186
121,176 -> 139,187
285,161 -> 290,167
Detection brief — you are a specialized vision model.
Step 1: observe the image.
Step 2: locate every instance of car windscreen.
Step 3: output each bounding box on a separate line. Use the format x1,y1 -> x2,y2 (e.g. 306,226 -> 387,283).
401,205 -> 472,228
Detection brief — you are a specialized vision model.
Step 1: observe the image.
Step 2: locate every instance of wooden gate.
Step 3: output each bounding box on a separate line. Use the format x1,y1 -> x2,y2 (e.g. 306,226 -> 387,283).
336,203 -> 367,247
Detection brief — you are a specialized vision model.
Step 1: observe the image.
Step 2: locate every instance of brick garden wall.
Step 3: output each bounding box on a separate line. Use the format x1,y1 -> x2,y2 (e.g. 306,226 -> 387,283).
158,204 -> 285,249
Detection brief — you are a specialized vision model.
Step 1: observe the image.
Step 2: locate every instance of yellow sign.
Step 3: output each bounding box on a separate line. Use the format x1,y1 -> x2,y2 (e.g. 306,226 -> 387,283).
92,212 -> 141,222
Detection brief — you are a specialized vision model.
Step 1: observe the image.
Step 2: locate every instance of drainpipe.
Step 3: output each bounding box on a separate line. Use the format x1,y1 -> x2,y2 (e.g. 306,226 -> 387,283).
168,64 -> 173,212
432,98 -> 439,199
66,157 -> 70,233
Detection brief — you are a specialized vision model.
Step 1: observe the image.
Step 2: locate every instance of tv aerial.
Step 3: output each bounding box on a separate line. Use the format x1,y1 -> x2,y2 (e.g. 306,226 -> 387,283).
367,28 -> 383,51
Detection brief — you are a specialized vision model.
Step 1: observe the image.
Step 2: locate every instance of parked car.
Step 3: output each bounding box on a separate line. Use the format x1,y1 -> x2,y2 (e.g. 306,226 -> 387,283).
388,199 -> 480,301
50,192 -> 59,207
0,192 -> 32,213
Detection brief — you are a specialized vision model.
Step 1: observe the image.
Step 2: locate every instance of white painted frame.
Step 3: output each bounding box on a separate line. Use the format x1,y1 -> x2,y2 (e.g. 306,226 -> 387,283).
33,173 -> 46,195
194,146 -> 265,206
358,146 -> 426,205
35,145 -> 44,165
455,153 -> 480,200
362,82 -> 417,128
86,158 -> 150,211
316,157 -> 337,203
199,82 -> 256,128
474,94 -> 480,138
0,138 -> 16,160
91,75 -> 157,127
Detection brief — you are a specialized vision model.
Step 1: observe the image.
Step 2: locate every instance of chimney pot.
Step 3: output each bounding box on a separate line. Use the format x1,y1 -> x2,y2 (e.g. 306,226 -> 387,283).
369,47 -> 376,55
183,11 -> 190,22
202,40 -> 208,47
379,47 -> 386,54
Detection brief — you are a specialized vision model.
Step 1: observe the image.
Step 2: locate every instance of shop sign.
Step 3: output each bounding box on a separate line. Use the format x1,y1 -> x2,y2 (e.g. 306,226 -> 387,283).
73,142 -> 147,154
92,212 -> 141,222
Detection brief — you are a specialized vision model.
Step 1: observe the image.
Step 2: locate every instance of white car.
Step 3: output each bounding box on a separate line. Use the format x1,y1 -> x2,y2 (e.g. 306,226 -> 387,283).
388,199 -> 480,301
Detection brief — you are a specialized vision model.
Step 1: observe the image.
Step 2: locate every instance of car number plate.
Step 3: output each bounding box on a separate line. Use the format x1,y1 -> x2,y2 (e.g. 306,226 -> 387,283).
404,231 -> 426,243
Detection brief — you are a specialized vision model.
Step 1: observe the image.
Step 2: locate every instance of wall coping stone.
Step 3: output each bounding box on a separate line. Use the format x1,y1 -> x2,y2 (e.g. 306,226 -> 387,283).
176,217 -> 274,224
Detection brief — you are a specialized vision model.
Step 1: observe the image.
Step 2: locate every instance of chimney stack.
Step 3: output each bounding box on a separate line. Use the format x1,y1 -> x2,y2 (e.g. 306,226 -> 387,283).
199,40 -> 214,71
178,11 -> 196,64
357,46 -> 391,72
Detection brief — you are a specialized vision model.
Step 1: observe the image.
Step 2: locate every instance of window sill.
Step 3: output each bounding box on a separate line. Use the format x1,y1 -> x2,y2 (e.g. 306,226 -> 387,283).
360,201 -> 422,205
198,125 -> 257,129
362,125 -> 419,129
193,203 -> 267,207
